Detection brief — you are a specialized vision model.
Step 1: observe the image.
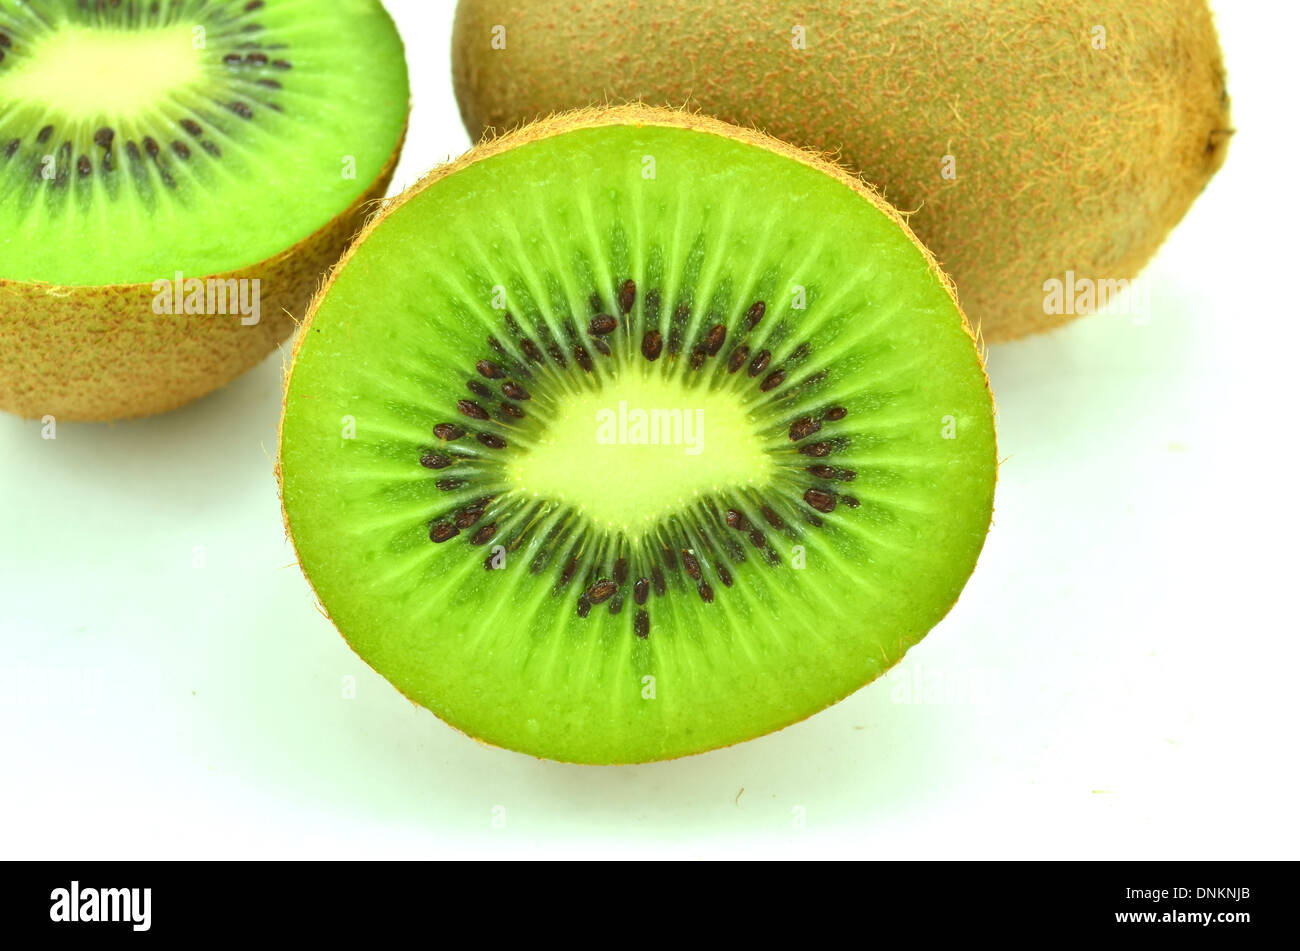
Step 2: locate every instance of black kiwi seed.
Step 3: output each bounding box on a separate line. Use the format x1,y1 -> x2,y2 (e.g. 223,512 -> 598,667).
228,102 -> 254,119
748,530 -> 767,549
634,610 -> 650,638
609,594 -> 624,616
172,141 -> 191,160
586,580 -> 618,604
725,509 -> 748,531
521,339 -> 544,363
806,464 -> 835,479
589,293 -> 604,313
661,547 -> 677,570
745,301 -> 766,329
4,139 -> 18,159
499,402 -> 524,420
748,349 -> 771,377
651,566 -> 667,596
573,346 -> 594,372
77,155 -> 91,177
634,578 -> 650,605
436,478 -> 466,491
618,279 -> 637,314
558,557 -> 579,588
272,59 -> 292,69
591,339 -> 612,357
717,565 -> 734,588
477,360 -> 505,378
501,381 -> 530,401
799,441 -> 833,457
760,506 -> 785,529
703,323 -> 727,356
429,523 -> 460,544
728,346 -> 750,374
698,583 -> 715,604
37,125 -> 54,144
247,53 -> 269,66
641,330 -> 663,361
467,380 -> 492,399
143,136 -> 159,158
789,417 -> 821,441
258,78 -> 282,89
760,370 -> 786,392
477,433 -> 507,450
245,0 -> 266,10
614,557 -> 628,585
589,314 -> 617,335
434,423 -> 466,441
223,53 -> 243,64
823,406 -> 848,421
804,488 -> 837,513
455,505 -> 486,529
682,550 -> 701,581
420,452 -> 453,469
576,596 -> 592,618
503,313 -> 522,335
202,141 -> 221,158
94,127 -> 115,149
0,33 -> 10,48
472,524 -> 498,545
457,399 -> 489,420
842,495 -> 861,509
179,119 -> 201,138
689,347 -> 707,371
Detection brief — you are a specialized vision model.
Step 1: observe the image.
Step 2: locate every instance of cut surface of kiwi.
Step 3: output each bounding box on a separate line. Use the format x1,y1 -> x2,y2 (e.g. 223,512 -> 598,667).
279,106 -> 997,765
0,0 -> 409,420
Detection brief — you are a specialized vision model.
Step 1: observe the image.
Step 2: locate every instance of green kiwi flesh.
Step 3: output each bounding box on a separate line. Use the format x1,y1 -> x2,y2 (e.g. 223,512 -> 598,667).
279,107 -> 997,764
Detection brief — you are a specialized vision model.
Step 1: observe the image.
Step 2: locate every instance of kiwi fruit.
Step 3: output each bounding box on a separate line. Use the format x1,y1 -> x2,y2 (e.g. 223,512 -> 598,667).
452,0 -> 1232,341
278,104 -> 997,764
0,0 -> 409,421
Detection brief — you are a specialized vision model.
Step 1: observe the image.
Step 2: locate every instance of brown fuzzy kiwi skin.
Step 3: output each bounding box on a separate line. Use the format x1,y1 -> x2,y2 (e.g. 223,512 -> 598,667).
452,0 -> 1233,342
0,133 -> 406,423
277,104 -> 997,764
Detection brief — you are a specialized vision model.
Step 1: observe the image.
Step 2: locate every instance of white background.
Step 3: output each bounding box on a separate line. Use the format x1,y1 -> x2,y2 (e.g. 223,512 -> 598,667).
2,1 -> 1297,859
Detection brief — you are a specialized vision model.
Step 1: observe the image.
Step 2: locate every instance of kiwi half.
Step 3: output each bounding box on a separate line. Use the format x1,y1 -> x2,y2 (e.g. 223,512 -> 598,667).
452,0 -> 1232,342
279,105 -> 997,764
0,0 -> 409,421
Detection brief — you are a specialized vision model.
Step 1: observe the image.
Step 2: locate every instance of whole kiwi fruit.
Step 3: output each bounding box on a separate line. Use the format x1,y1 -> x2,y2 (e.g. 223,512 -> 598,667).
0,0 -> 410,421
451,0 -> 1232,341
278,105 -> 998,764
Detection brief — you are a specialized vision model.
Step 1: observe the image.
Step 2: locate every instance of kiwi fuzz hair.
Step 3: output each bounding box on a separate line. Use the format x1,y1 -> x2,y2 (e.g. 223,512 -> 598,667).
0,144 -> 403,422
279,103 -> 998,763
452,0 -> 1233,342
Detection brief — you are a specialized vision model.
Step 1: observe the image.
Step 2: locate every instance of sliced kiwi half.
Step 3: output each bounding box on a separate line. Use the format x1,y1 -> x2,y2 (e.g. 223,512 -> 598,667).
279,106 -> 997,765
0,0 -> 409,421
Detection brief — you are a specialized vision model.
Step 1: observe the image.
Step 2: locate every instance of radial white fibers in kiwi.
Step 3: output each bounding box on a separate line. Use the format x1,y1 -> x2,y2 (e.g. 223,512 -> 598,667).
279,106 -> 997,765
